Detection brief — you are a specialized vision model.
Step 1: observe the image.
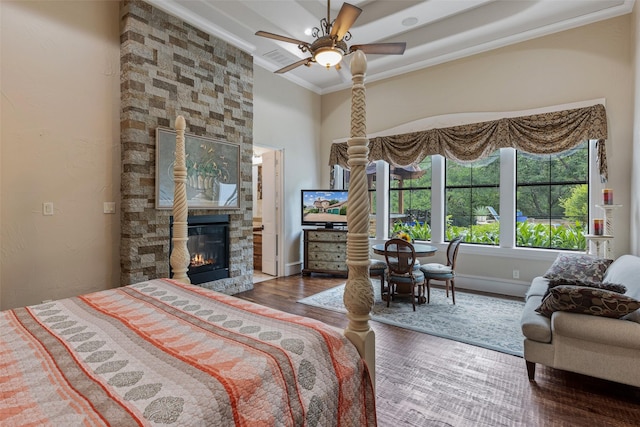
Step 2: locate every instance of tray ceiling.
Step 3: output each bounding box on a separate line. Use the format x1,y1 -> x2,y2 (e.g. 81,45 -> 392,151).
148,0 -> 634,94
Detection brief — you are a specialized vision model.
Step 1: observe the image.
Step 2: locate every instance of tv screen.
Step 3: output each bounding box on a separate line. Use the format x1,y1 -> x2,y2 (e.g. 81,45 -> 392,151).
301,189 -> 349,228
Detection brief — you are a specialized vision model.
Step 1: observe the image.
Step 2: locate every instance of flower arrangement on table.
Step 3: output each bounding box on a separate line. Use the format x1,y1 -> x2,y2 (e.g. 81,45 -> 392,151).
393,230 -> 414,243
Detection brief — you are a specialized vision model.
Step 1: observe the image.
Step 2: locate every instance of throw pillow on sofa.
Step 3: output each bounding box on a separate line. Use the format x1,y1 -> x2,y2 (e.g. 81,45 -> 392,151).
536,285 -> 640,318
543,253 -> 612,285
546,280 -> 627,295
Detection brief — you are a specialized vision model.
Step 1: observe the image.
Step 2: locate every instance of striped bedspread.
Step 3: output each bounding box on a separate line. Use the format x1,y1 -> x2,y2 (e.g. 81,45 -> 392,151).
0,278 -> 376,426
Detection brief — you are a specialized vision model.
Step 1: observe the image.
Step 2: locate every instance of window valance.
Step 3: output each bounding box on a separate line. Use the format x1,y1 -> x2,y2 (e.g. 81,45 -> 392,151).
329,103 -> 609,181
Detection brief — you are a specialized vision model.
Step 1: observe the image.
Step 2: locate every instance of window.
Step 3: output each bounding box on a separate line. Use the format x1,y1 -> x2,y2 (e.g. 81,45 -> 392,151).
388,157 -> 432,240
336,141 -> 593,253
516,141 -> 588,250
445,151 -> 500,245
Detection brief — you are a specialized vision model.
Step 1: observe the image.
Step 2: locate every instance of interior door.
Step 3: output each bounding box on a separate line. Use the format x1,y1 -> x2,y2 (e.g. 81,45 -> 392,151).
261,150 -> 279,276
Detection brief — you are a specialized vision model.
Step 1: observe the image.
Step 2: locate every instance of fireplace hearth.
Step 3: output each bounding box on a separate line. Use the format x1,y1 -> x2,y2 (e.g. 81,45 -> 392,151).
170,214 -> 230,285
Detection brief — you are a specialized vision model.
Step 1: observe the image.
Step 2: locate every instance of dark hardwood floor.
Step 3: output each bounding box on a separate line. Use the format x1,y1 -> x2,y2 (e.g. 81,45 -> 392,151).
237,274 -> 640,427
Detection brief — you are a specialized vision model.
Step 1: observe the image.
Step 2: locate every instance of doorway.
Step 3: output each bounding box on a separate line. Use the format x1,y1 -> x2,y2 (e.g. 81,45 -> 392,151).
252,145 -> 283,283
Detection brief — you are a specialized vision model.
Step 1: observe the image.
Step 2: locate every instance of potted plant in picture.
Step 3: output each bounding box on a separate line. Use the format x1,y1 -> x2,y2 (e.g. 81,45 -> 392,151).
474,206 -> 490,224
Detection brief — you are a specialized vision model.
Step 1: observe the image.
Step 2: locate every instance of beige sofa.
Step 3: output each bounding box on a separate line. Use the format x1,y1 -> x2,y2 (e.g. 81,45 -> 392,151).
521,254 -> 640,387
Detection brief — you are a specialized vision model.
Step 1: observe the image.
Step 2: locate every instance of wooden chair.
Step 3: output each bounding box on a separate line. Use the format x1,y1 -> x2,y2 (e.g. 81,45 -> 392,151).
420,236 -> 463,304
384,238 -> 425,311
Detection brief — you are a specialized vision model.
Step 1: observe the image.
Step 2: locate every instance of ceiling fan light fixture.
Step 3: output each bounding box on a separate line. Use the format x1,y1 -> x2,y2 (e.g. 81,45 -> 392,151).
314,47 -> 343,68
256,1 -> 405,74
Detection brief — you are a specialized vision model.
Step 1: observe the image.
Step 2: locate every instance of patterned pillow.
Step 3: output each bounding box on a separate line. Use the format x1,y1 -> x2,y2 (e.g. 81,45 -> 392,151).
546,280 -> 627,294
536,285 -> 640,318
543,253 -> 612,285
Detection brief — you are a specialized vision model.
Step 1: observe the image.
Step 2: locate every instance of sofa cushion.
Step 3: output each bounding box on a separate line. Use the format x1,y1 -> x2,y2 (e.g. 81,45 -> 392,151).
603,255 -> 640,300
521,295 -> 552,343
543,253 -> 612,285
552,311 -> 640,349
536,285 -> 640,318
526,276 -> 551,300
544,280 -> 627,298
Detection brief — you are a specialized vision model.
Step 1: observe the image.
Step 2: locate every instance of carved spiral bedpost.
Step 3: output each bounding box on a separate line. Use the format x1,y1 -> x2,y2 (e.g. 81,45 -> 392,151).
343,50 -> 375,386
170,116 -> 191,284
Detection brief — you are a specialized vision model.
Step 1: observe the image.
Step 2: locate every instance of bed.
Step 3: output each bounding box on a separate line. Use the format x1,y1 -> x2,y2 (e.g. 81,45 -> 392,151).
1,278 -> 374,425
0,52 -> 377,426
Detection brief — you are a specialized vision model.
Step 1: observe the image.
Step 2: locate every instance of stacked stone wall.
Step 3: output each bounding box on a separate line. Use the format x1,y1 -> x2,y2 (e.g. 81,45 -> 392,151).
120,0 -> 254,293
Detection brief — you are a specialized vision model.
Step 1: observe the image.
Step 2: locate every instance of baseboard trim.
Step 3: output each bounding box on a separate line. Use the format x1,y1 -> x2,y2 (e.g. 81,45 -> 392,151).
285,262 -> 302,277
454,274 -> 529,298
288,262 -> 529,297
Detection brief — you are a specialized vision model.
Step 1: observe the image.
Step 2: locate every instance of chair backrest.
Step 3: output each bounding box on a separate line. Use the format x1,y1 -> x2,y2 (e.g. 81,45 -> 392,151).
384,238 -> 417,275
446,236 -> 464,269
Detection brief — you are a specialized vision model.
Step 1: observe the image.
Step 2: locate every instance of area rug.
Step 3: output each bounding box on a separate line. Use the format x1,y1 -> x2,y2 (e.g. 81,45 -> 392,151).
298,282 -> 525,357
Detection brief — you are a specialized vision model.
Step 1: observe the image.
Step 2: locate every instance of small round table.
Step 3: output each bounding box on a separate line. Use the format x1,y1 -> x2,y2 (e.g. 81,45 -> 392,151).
372,242 -> 437,304
372,242 -> 437,257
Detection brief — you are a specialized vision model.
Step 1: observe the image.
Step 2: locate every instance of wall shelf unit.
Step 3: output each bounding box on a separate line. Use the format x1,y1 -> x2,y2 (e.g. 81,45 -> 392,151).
585,204 -> 622,258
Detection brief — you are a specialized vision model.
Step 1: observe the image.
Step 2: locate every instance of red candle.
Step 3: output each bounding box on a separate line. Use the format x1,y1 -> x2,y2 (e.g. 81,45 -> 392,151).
593,219 -> 604,235
603,188 -> 613,205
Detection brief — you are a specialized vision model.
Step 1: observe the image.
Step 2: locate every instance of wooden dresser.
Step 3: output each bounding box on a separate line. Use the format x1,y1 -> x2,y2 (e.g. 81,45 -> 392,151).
302,228 -> 348,276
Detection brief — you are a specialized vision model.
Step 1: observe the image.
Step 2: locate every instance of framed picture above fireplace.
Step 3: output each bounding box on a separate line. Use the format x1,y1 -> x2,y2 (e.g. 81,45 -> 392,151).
156,128 -> 240,209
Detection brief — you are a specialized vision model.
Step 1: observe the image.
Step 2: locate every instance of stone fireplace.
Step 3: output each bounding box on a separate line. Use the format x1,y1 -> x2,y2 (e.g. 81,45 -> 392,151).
170,215 -> 230,284
119,1 -> 254,295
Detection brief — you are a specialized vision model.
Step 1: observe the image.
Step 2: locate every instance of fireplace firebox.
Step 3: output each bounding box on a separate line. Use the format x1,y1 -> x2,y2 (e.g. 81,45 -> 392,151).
169,214 -> 230,285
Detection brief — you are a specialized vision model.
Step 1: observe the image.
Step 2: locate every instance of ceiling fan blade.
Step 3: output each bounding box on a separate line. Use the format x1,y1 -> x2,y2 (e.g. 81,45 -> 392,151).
255,30 -> 310,48
275,58 -> 313,74
330,3 -> 362,41
350,42 -> 407,55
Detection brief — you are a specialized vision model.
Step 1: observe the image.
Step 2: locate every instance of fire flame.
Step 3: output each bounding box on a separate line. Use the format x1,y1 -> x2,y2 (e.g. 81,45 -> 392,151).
190,253 -> 215,267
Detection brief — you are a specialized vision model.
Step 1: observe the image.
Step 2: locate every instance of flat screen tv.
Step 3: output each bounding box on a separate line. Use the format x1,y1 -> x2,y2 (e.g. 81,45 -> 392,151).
301,189 -> 349,228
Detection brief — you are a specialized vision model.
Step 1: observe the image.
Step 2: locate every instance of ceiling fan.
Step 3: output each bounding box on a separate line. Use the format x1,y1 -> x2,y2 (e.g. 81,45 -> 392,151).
255,0 -> 406,74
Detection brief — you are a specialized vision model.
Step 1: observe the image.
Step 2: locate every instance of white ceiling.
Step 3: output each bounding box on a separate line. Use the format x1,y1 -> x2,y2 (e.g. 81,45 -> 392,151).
148,0 -> 634,94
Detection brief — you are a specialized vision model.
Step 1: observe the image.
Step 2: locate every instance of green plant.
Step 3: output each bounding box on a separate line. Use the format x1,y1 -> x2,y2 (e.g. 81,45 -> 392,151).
390,221 -> 431,241
391,214 -> 585,251
515,221 -> 586,250
409,222 -> 431,241
560,184 -> 588,220
473,206 -> 490,217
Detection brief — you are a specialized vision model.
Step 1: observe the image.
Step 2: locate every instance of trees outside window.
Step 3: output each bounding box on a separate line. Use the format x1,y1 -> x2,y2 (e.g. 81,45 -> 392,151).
389,157 -> 432,240
516,141 -> 588,250
445,151 -> 500,245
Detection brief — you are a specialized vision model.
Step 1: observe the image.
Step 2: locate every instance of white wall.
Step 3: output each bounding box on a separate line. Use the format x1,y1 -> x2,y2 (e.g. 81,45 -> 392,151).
632,4 -> 640,255
253,66 -> 322,274
321,15 -> 634,290
1,1 -> 121,310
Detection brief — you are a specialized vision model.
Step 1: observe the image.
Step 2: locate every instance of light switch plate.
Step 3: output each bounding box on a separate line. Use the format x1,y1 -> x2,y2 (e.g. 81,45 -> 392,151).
104,202 -> 116,214
43,202 -> 54,216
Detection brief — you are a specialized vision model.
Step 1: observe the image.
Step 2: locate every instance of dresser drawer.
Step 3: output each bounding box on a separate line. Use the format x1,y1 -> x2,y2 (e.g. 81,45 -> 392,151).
307,260 -> 347,271
307,250 -> 346,262
306,230 -> 347,241
306,241 -> 346,253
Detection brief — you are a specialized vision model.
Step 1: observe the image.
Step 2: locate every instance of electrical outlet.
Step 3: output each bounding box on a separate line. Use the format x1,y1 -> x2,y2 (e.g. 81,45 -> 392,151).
513,269 -> 520,279
43,202 -> 54,216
